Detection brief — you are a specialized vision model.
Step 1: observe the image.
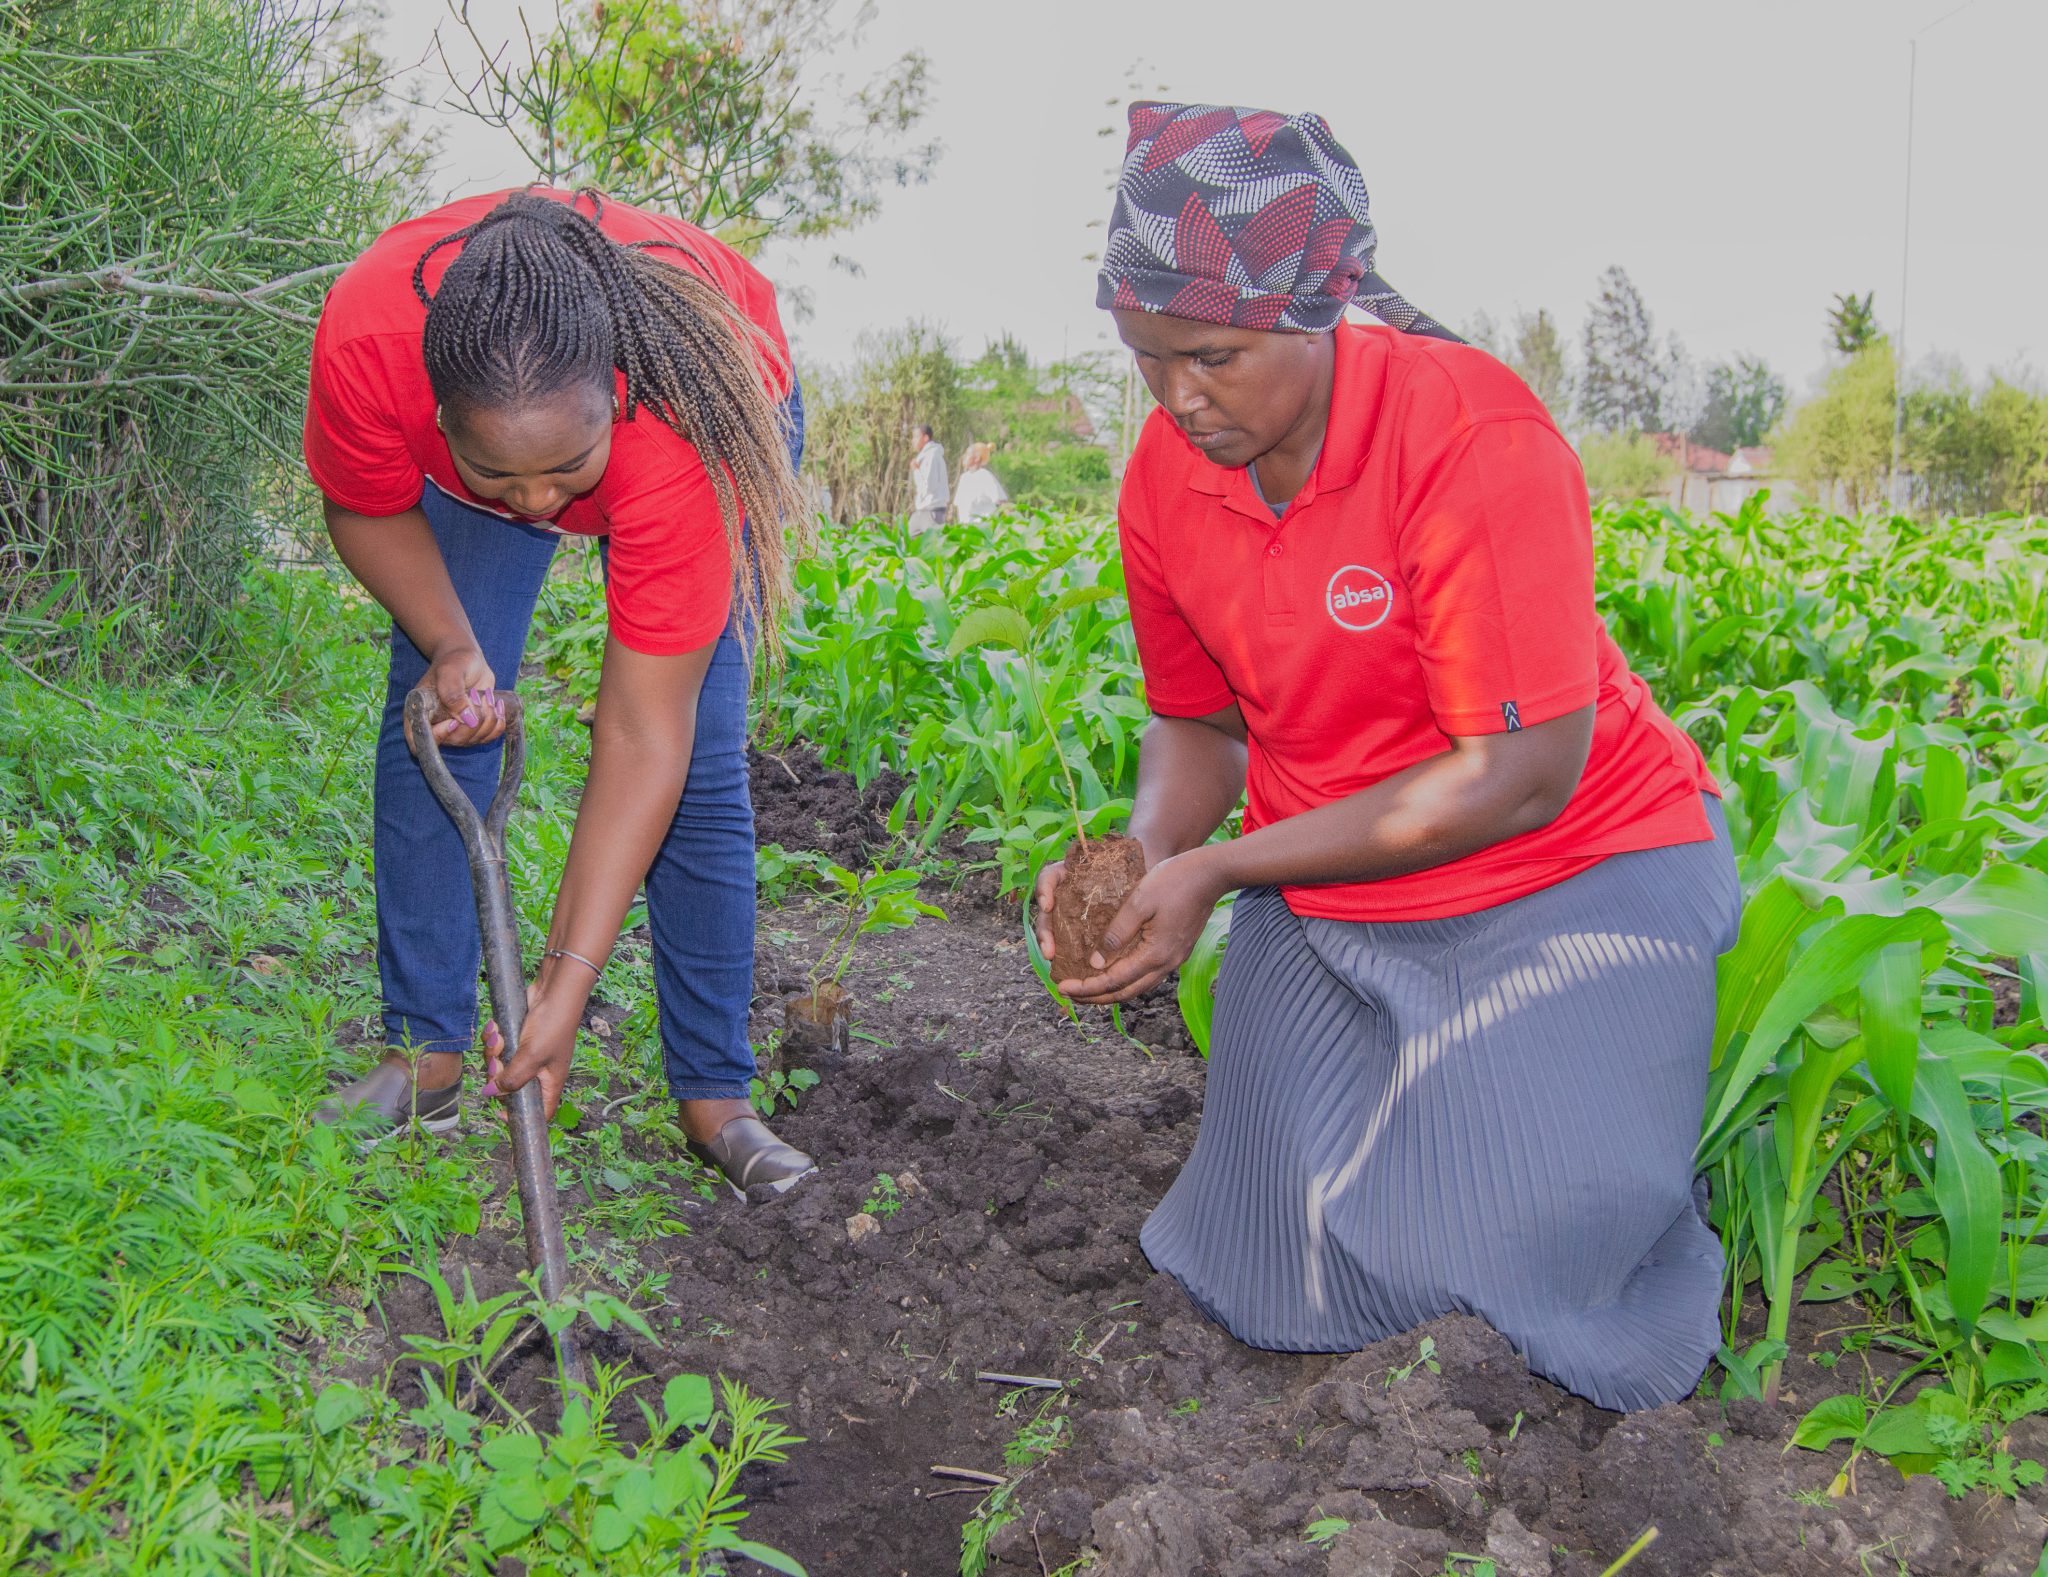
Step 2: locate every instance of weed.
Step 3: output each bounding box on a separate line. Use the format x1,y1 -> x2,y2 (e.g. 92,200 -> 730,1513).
864,1174 -> 904,1218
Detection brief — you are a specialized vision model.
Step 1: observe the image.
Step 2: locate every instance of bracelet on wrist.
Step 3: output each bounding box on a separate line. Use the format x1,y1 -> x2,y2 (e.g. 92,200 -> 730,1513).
543,946 -> 604,980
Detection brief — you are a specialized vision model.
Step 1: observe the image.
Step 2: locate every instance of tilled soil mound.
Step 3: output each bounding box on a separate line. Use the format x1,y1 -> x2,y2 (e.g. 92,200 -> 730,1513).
347,748 -> 2048,1576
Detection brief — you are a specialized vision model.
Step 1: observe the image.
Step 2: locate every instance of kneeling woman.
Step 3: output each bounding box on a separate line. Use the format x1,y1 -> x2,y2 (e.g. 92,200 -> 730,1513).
307,188 -> 815,1195
1040,104 -> 1741,1410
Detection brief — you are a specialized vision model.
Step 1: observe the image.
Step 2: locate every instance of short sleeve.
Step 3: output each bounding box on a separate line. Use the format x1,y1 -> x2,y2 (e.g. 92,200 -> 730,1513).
597,423 -> 733,656
1118,461 -> 1235,718
303,331 -> 423,516
1396,417 -> 1598,736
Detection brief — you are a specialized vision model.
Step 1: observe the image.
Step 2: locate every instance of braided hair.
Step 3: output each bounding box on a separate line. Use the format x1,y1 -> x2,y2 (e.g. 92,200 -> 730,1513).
411,190 -> 813,656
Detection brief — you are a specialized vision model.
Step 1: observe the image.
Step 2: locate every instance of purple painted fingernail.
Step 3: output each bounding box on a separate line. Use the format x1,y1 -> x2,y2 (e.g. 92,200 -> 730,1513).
460,708 -> 478,727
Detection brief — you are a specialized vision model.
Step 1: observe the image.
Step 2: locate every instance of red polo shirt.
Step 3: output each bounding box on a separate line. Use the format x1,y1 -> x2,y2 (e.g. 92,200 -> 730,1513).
304,189 -> 791,655
1119,321 -> 1716,923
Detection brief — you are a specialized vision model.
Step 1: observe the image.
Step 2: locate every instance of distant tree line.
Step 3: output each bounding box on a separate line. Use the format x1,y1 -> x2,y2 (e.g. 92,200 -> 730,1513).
1464,271 -> 2047,515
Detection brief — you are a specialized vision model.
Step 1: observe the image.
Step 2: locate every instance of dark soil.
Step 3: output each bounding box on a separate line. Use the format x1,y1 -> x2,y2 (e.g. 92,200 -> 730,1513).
1048,833 -> 1148,982
332,747 -> 2048,1576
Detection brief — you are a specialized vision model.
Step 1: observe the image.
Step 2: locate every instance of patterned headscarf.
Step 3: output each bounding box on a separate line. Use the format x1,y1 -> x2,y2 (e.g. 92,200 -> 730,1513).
1095,101 -> 1458,340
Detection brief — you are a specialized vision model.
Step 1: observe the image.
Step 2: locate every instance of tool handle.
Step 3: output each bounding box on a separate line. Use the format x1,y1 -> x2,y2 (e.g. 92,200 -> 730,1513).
403,690 -> 585,1389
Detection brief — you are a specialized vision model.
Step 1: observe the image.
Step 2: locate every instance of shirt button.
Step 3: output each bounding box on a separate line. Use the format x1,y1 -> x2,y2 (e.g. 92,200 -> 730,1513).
1268,542 -> 1283,557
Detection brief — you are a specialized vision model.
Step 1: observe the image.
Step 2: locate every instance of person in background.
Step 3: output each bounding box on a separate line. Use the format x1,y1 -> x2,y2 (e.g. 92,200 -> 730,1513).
304,187 -> 817,1198
1034,102 -> 1741,1412
951,441 -> 1009,524
908,421 -> 949,531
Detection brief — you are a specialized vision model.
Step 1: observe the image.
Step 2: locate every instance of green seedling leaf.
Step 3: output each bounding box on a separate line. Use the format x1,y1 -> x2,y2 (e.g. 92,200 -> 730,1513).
664,1373 -> 715,1429
591,1505 -> 638,1554
312,1383 -> 368,1436
480,1433 -> 545,1472
945,605 -> 1033,658
710,1534 -> 809,1575
651,1446 -> 714,1514
1792,1393 -> 1866,1450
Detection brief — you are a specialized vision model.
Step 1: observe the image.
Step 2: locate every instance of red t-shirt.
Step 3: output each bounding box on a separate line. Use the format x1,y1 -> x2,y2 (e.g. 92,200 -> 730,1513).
304,189 -> 791,654
1119,321 -> 1717,923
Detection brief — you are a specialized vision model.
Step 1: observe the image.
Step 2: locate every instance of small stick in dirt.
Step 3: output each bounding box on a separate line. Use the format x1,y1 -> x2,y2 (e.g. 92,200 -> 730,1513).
931,1465 -> 1008,1486
1598,1526 -> 1659,1577
976,1371 -> 1064,1390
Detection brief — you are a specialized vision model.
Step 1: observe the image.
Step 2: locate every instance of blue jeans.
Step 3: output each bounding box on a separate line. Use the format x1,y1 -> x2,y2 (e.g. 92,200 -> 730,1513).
372,386 -> 803,1100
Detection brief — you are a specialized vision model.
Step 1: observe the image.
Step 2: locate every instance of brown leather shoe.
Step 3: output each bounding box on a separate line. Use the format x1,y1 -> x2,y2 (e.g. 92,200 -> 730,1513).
686,1115 -> 817,1200
313,1058 -> 462,1146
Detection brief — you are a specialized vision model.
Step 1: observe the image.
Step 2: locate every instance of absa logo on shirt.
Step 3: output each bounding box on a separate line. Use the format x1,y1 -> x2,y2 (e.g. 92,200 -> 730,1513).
1325,564 -> 1394,632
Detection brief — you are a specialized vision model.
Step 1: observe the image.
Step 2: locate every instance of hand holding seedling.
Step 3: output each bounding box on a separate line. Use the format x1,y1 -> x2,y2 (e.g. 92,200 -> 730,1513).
1039,847 -> 1229,1004
404,643 -> 507,751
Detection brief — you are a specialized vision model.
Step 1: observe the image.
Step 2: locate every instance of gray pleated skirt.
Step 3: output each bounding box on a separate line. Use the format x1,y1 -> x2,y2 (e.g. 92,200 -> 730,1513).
1141,796 -> 1742,1413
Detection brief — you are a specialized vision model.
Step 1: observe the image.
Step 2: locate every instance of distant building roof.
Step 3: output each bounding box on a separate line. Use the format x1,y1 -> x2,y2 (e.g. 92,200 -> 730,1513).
1729,445 -> 1773,476
1648,433 -> 1733,474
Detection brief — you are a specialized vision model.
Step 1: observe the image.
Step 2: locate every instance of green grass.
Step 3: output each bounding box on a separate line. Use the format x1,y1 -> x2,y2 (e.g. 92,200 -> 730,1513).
0,573 -> 796,1574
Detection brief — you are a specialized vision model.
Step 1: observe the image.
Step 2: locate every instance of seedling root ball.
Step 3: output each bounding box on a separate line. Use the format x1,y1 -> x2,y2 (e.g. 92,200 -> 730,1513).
1049,834 -> 1147,979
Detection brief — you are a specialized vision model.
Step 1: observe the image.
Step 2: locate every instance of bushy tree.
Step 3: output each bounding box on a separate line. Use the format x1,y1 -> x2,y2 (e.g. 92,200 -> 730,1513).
1577,430 -> 1674,502
1579,267 -> 1666,433
1693,356 -> 1787,453
0,0 -> 408,658
444,0 -> 937,247
1907,372 -> 2048,517
800,323 -> 964,521
1772,342 -> 1897,511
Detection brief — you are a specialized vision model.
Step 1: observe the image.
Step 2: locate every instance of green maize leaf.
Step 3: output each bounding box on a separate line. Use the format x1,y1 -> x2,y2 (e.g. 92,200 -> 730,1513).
1177,896 -> 1233,1057
1704,909 -> 1944,1144
1910,1054 -> 2001,1339
1712,876 -> 1816,1060
1932,863 -> 2048,957
1919,744 -> 1968,827
1861,941 -> 1923,1114
945,605 -> 1033,658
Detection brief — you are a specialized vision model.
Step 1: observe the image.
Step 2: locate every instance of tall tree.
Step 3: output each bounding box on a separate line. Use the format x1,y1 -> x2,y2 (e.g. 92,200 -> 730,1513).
444,0 -> 938,246
1692,356 -> 1788,453
1578,266 -> 1665,433
1828,291 -> 1881,356
1459,310 -> 1502,357
1507,308 -> 1571,416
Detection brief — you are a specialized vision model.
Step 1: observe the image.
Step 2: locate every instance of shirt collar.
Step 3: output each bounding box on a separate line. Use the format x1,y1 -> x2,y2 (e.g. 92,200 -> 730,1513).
1177,321 -> 1388,521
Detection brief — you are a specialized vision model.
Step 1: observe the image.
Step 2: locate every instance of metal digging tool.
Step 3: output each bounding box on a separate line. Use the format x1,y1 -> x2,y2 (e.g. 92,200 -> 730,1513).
405,688 -> 586,1392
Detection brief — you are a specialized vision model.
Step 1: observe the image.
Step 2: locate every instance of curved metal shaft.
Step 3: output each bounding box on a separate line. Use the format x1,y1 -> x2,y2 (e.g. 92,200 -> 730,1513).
405,689 -> 586,1392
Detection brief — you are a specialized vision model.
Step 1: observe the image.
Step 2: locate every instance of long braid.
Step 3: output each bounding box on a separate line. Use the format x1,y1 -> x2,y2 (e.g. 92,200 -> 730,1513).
414,190 -> 815,658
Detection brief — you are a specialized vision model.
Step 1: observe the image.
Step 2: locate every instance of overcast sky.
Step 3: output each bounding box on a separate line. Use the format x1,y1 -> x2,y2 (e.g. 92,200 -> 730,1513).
382,0 -> 2046,399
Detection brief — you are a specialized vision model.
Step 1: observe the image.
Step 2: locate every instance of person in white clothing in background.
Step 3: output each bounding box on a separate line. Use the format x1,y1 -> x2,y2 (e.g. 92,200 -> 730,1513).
908,422 -> 949,531
951,441 -> 1009,524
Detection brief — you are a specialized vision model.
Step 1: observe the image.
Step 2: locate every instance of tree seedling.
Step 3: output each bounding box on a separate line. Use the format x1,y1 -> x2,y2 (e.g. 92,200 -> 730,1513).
945,571 -> 1146,984
784,849 -> 945,1057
